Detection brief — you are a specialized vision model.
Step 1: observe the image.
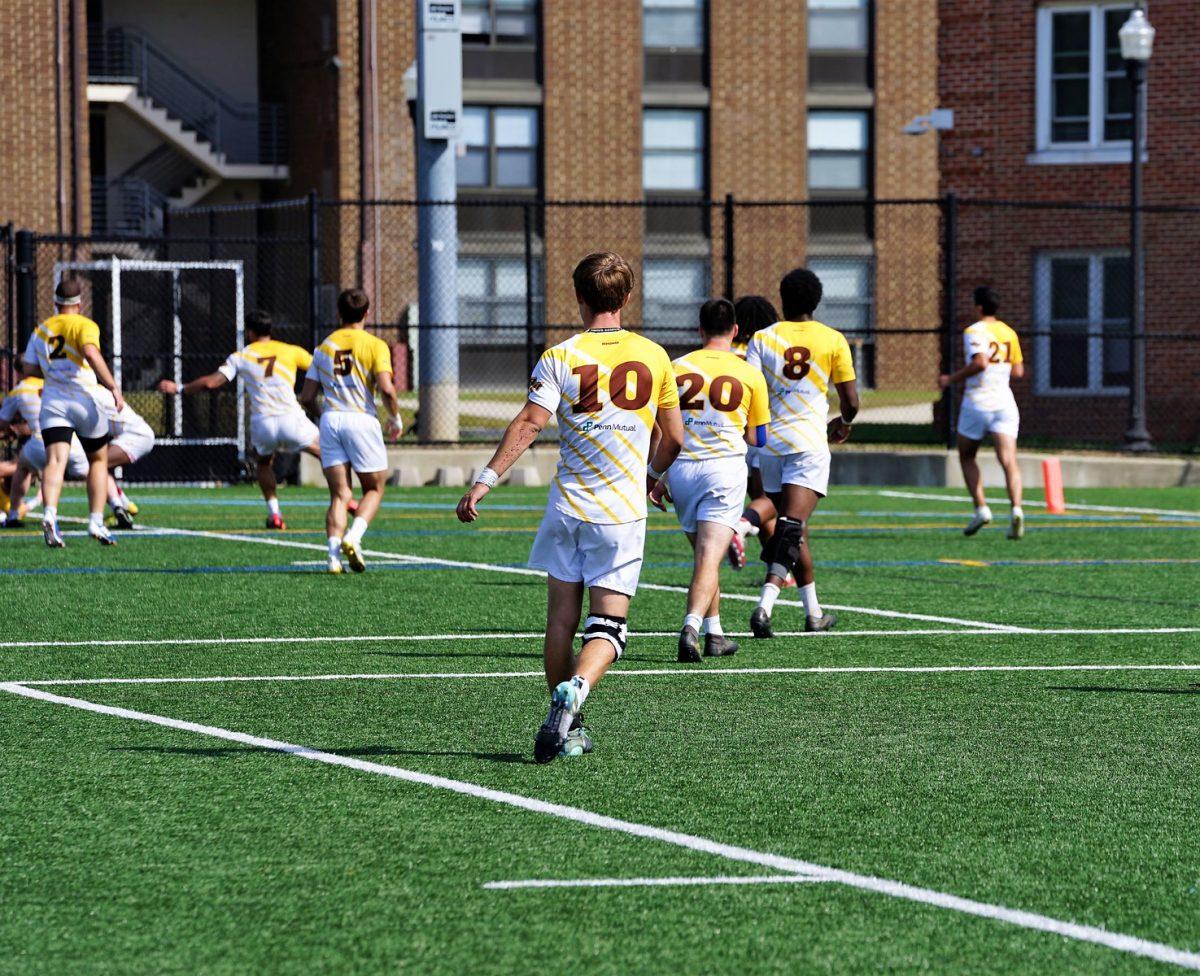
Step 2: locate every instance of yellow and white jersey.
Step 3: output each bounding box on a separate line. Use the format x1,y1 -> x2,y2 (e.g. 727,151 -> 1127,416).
963,319 -> 1023,411
21,313 -> 103,397
306,327 -> 393,415
0,376 -> 44,435
672,349 -> 770,462
218,339 -> 313,418
746,319 -> 856,456
528,328 -> 679,525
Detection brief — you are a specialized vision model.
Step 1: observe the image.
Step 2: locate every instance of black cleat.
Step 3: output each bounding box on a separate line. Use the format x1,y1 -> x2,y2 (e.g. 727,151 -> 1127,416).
2,518 -> 24,529
704,634 -> 739,657
805,612 -> 838,633
112,506 -> 135,530
750,607 -> 774,639
533,680 -> 577,764
677,625 -> 702,663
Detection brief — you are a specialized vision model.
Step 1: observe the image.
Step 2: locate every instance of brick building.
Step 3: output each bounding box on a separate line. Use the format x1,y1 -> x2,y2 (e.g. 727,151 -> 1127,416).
940,0 -> 1200,446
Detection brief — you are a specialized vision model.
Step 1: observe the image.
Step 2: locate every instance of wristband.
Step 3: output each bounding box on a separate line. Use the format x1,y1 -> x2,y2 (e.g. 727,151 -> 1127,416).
475,466 -> 500,489
387,414 -> 402,427
647,465 -> 664,482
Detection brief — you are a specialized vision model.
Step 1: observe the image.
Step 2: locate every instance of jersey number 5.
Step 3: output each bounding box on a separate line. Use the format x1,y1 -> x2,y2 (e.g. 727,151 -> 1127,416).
782,346 -> 812,381
256,356 -> 277,377
678,373 -> 745,413
334,350 -> 354,377
47,335 -> 67,360
571,362 -> 653,413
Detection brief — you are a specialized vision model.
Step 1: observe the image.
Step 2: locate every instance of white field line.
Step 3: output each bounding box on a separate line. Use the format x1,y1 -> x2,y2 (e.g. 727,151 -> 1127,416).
3,681 -> 1198,972
484,874 -> 826,890
876,490 -> 1200,520
16,660 -> 1200,687
3,626 -> 1197,653
112,521 -> 1029,633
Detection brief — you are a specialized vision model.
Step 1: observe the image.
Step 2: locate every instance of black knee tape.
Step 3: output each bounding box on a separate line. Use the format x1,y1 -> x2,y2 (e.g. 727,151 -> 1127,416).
743,507 -> 762,530
79,433 -> 112,455
766,516 -> 805,580
583,614 -> 628,662
42,426 -> 74,446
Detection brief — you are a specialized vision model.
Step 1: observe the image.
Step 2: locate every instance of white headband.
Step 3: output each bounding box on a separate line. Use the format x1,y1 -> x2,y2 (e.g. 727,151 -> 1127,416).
54,292 -> 82,306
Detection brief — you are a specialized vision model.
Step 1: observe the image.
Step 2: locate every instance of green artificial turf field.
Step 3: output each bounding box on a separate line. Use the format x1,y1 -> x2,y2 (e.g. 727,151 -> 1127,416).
2,481 -> 1199,974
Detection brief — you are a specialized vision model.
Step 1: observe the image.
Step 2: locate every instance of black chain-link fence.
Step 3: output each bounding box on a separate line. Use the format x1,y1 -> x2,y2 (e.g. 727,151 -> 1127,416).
1,196 -> 1197,482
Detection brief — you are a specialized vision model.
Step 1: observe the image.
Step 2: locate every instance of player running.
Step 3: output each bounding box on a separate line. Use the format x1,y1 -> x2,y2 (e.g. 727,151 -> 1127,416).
939,286 -> 1026,539
21,277 -> 123,548
456,252 -> 683,763
300,288 -> 402,574
159,310 -> 319,530
102,398 -> 157,529
745,267 -> 858,637
655,298 -> 768,663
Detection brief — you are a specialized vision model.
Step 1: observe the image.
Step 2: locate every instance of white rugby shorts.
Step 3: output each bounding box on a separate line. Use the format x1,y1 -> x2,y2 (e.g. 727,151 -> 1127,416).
20,435 -> 90,478
319,410 -> 388,473
668,457 -> 747,534
40,393 -> 109,440
252,410 -> 319,456
759,449 -> 831,497
112,412 -> 156,463
528,510 -> 646,596
746,444 -> 762,471
957,399 -> 1020,442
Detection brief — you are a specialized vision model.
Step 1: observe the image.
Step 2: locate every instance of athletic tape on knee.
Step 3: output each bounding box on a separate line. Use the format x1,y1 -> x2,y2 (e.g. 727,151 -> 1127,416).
583,614 -> 628,661
768,516 -> 805,580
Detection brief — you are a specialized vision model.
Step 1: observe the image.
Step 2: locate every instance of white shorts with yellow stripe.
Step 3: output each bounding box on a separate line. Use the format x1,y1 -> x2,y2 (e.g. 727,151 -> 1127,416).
528,508 -> 646,597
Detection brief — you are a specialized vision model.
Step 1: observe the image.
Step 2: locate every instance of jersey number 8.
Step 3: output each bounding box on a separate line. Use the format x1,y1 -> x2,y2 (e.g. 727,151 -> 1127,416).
571,362 -> 653,414
782,346 -> 812,381
678,373 -> 745,413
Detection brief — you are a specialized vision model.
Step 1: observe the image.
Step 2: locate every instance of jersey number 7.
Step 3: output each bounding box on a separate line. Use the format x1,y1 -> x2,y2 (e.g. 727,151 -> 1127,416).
256,356 -> 276,377
571,362 -> 653,413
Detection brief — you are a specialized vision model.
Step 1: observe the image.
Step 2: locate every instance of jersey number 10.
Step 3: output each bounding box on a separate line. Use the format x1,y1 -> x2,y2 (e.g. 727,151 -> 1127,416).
571,362 -> 653,413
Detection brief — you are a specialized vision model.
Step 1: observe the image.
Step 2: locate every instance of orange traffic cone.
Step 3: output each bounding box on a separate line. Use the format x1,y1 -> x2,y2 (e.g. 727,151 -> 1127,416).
1042,458 -> 1066,514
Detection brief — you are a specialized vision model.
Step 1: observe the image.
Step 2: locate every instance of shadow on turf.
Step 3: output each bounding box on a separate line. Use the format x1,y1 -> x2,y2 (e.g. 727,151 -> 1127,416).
113,744 -> 528,763
1049,684 -> 1200,695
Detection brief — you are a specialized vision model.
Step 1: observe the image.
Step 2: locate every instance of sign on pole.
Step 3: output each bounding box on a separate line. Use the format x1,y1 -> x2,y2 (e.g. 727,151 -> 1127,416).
419,1 -> 462,140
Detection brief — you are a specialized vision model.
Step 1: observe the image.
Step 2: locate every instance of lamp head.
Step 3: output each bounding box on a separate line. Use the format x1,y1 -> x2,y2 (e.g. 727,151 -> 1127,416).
1119,8 -> 1155,63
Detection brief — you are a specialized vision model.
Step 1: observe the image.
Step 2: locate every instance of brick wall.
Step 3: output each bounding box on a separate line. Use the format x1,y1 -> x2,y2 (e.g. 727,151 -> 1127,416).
709,0 -> 807,304
940,0 -> 1200,445
542,0 -> 643,329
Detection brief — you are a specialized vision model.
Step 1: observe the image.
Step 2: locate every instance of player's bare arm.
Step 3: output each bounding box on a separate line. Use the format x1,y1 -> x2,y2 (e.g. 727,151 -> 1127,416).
82,344 -> 124,414
647,405 -> 683,510
939,352 -> 987,390
376,371 -> 403,441
158,372 -> 229,396
299,377 -> 321,416
829,378 -> 860,444
456,401 -> 551,523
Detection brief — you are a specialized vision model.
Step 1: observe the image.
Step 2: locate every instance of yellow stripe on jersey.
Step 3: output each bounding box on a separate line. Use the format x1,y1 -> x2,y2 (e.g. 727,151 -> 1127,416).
308,327 -> 393,415
26,313 -> 103,393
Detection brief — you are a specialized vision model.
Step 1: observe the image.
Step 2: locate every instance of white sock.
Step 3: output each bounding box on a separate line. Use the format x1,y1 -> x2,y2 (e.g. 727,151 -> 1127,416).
976,505 -> 993,521
88,512 -> 104,531
43,505 -> 57,525
703,616 -> 723,636
735,517 -> 755,540
344,516 -> 369,546
683,612 -> 703,633
266,498 -> 281,517
107,483 -> 121,506
570,674 -> 590,707
800,583 -> 822,618
758,582 -> 781,614
1011,505 -> 1023,519
327,536 -> 342,559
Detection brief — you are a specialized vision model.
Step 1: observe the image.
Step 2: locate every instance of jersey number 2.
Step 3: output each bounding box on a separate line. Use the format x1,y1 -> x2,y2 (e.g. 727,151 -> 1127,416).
988,341 -> 1012,364
571,362 -> 653,413
678,373 -> 745,413
47,335 -> 67,360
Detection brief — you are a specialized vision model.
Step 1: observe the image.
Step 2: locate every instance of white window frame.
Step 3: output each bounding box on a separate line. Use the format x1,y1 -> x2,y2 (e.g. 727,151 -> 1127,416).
1034,2 -> 1136,162
1034,249 -> 1130,396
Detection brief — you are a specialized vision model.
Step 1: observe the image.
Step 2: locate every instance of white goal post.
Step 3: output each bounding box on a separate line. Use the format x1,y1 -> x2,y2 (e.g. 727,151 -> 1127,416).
52,258 -> 246,459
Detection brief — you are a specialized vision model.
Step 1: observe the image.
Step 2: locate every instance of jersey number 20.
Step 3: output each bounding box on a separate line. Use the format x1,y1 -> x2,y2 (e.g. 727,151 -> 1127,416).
677,373 -> 745,413
571,362 -> 653,413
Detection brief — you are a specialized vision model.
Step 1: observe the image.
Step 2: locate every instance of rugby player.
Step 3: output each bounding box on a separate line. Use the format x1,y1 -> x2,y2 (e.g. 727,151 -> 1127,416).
300,289 -> 402,574
939,287 -> 1026,539
655,298 -> 768,663
21,277 -> 123,548
745,268 -> 858,637
456,252 -> 683,763
160,310 -> 319,529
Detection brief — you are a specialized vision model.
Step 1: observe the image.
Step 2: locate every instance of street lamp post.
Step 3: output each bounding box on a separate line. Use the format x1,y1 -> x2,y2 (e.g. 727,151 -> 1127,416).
1119,7 -> 1155,452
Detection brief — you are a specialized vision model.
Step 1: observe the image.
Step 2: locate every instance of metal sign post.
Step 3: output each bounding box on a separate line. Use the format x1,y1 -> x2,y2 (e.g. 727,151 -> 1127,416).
415,0 -> 461,443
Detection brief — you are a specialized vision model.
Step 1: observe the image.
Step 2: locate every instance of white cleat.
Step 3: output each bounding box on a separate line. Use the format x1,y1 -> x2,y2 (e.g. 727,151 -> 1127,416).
963,513 -> 992,537
1008,512 -> 1025,540
89,523 -> 117,546
43,520 -> 65,548
327,558 -> 344,575
341,539 -> 366,573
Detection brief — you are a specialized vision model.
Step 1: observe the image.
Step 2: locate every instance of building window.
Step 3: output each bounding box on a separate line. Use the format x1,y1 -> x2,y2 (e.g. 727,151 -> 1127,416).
458,106 -> 539,189
807,111 -> 869,192
643,110 -> 705,192
1035,251 -> 1130,393
643,0 -> 704,50
808,0 -> 868,51
459,256 -> 543,342
643,258 -> 708,329
1036,4 -> 1134,151
461,0 -> 538,46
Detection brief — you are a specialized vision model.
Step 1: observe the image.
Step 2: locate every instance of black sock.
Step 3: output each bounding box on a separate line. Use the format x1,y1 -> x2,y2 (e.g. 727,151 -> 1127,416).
743,507 -> 762,530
